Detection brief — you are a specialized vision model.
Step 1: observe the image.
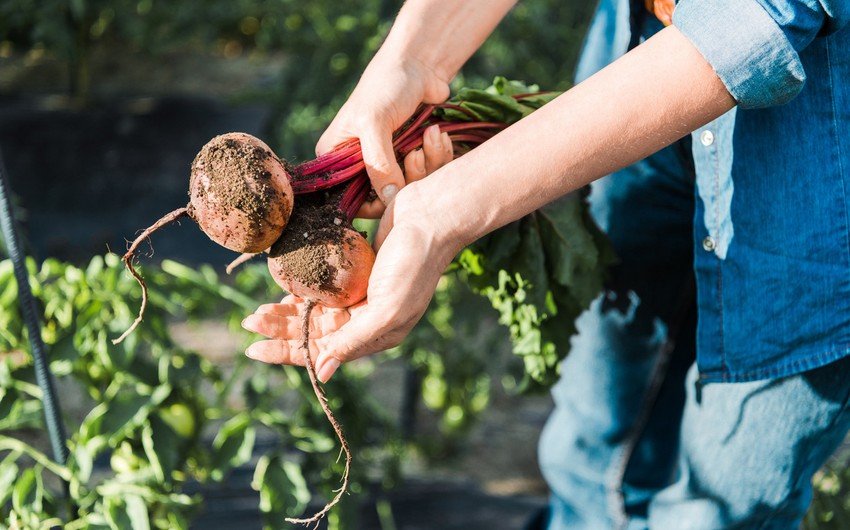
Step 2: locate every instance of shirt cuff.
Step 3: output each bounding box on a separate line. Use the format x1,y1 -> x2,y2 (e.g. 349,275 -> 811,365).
673,0 -> 806,108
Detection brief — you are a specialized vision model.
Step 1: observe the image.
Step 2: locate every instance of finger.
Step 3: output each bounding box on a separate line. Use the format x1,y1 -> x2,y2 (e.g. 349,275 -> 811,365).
280,294 -> 303,305
422,125 -> 445,175
653,0 -> 673,25
347,299 -> 369,315
314,301 -> 419,382
255,299 -> 347,321
403,149 -> 426,183
373,199 -> 395,252
313,308 -> 389,381
316,132 -> 349,157
255,303 -> 300,317
245,338 -> 319,366
316,300 -> 369,383
441,132 -> 455,164
355,199 -> 386,219
360,126 -> 405,204
242,311 -> 350,339
315,117 -> 351,156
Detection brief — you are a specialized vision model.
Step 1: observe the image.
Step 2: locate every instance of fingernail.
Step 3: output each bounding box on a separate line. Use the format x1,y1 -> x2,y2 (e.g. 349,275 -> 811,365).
318,357 -> 341,383
414,149 -> 425,173
245,343 -> 259,359
382,184 -> 398,201
427,124 -> 441,149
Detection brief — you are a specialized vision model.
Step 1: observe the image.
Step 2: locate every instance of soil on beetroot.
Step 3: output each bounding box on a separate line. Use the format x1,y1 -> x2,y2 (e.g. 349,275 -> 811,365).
190,134 -> 290,249
268,197 -> 352,295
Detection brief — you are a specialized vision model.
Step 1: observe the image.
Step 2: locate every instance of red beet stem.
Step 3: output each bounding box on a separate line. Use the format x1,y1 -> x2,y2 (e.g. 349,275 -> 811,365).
289,106 -> 509,213
339,176 -> 371,222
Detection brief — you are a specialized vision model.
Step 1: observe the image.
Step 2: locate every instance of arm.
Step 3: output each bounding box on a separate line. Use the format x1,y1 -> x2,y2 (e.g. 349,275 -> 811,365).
243,26 -> 734,379
379,0 -> 518,85
317,0 -> 516,213
414,26 -> 733,246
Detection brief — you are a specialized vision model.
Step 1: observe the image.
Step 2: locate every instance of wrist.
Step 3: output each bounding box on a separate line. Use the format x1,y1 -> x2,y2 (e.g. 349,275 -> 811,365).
371,46 -> 450,104
392,182 -> 468,264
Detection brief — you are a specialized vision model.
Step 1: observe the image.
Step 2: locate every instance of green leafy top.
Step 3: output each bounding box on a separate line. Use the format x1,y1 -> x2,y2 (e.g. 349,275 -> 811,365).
447,78 -> 617,389
437,76 -> 560,124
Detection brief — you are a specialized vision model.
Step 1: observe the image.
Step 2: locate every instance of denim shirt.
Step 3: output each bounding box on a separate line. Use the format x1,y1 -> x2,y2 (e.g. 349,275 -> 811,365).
578,0 -> 850,382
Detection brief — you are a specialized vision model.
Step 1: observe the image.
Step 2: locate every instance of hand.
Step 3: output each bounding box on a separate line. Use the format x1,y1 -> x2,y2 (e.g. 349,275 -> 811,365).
243,132 -> 456,381
317,52 -> 450,218
645,0 -> 674,25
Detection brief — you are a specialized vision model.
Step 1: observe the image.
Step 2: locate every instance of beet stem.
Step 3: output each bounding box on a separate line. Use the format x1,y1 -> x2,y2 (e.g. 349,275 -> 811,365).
285,300 -> 352,527
225,252 -> 259,275
112,205 -> 190,345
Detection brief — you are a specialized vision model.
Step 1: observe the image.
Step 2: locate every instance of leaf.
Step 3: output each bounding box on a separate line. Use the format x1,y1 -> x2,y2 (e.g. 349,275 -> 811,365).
452,143 -> 614,387
252,454 -> 311,519
99,394 -> 153,445
538,196 -> 600,295
449,89 -> 527,123
210,413 -> 256,481
12,466 -> 37,514
85,385 -> 170,446
489,76 -> 539,96
105,495 -> 150,530
0,456 -> 19,506
73,438 -> 98,482
142,416 -> 181,483
124,494 -> 151,530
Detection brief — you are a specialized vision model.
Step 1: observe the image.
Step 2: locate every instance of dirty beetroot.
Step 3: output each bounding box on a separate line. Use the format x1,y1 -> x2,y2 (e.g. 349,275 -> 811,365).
114,96 -> 532,526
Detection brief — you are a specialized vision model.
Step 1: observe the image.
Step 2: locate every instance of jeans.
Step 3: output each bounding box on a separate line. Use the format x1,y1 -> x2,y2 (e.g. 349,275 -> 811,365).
535,140 -> 850,529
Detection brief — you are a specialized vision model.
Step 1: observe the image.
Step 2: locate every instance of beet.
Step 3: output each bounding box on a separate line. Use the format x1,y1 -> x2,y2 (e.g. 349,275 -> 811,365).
190,132 -> 294,253
267,203 -> 374,308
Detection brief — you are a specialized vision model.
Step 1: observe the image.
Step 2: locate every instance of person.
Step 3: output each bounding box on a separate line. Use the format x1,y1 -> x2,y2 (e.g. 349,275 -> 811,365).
241,0 -> 850,528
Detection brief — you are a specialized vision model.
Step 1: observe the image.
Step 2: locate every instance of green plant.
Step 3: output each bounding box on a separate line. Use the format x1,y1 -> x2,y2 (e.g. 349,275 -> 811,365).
0,255 -> 399,529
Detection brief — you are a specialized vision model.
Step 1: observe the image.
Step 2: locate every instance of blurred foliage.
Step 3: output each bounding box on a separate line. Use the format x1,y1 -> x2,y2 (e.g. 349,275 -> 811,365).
806,452 -> 850,530
438,77 -> 616,389
0,0 -> 594,156
0,255 -> 404,529
0,252 -> 518,528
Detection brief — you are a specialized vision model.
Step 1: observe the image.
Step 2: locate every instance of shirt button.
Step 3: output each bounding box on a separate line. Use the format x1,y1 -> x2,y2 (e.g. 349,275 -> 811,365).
700,130 -> 715,146
702,236 -> 716,252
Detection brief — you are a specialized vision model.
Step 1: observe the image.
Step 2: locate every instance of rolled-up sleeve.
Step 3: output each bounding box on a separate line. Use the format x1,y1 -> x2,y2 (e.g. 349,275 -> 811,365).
673,0 -> 850,108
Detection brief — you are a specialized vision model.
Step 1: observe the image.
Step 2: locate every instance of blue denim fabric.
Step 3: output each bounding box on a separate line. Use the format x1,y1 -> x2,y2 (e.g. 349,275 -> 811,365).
677,2 -> 850,383
541,326 -> 850,530
535,2 -> 850,528
539,137 -> 698,529
597,0 -> 850,383
674,0 -> 850,108
538,132 -> 850,528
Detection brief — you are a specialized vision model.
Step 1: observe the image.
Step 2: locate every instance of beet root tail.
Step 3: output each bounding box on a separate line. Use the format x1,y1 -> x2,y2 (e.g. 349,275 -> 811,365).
225,251 -> 260,275
285,299 -> 352,527
112,205 -> 190,345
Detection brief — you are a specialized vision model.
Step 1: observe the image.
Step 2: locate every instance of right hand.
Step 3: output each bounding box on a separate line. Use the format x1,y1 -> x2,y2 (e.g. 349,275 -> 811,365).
316,53 -> 451,218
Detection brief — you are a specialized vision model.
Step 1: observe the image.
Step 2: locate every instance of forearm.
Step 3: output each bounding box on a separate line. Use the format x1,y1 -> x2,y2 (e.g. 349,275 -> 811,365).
410,26 -> 735,248
380,0 -> 517,84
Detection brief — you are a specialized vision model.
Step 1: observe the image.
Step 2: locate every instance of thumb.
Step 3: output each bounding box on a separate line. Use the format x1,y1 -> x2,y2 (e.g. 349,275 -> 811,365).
373,199 -> 395,252
360,125 -> 405,205
313,305 -> 386,381
315,124 -> 348,157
